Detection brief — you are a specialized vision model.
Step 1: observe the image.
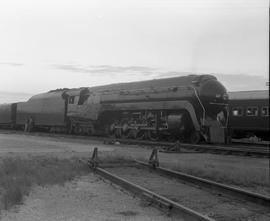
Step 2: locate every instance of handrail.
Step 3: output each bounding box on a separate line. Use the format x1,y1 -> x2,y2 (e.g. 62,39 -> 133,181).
190,86 -> 206,126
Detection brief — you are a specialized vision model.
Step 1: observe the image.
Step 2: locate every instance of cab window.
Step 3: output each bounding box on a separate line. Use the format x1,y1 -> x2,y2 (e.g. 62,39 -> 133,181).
69,96 -> 75,104
246,107 -> 258,116
261,106 -> 269,116
232,107 -> 243,116
78,95 -> 89,105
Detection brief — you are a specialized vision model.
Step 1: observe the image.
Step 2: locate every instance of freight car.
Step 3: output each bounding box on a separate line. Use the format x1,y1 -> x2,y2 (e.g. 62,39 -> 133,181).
0,75 -> 229,143
228,90 -> 269,141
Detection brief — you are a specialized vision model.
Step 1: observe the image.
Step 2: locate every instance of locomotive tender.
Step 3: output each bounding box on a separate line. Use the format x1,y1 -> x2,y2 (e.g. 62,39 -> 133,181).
0,75 -> 229,143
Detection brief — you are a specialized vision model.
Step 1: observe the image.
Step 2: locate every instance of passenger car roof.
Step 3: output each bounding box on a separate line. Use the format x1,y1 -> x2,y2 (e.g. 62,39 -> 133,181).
228,90 -> 269,100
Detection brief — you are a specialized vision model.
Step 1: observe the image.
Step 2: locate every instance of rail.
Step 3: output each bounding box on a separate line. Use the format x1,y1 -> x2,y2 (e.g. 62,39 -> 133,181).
109,137 -> 269,157
88,148 -> 269,221
136,160 -> 270,207
94,167 -> 214,221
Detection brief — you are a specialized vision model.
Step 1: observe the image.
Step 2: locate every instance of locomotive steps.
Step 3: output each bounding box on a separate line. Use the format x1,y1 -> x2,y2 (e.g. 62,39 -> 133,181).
89,148 -> 270,221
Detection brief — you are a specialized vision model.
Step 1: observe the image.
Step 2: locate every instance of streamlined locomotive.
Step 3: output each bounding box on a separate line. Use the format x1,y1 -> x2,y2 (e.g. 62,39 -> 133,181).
0,75 -> 229,143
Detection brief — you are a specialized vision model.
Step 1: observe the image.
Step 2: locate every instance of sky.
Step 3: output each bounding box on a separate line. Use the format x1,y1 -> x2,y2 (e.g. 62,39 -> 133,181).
0,0 -> 269,103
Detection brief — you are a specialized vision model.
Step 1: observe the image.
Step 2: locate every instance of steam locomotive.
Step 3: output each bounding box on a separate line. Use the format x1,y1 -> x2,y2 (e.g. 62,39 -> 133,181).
0,75 -> 229,143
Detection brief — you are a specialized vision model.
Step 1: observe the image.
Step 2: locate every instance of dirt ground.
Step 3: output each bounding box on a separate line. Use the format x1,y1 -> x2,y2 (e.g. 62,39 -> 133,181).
1,174 -> 181,221
0,131 -> 269,220
0,132 -> 269,194
0,133 -> 114,155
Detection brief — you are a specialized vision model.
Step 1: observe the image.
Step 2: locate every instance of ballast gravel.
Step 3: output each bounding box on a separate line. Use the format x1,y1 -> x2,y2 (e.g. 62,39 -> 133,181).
105,166 -> 270,221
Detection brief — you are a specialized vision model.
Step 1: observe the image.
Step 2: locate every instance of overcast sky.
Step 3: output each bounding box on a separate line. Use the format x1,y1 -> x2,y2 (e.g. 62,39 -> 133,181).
0,0 -> 269,103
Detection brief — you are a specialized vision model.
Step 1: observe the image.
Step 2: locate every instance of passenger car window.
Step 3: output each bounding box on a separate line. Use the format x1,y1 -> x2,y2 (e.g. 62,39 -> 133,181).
69,96 -> 75,104
232,107 -> 242,116
246,107 -> 258,116
261,106 -> 269,116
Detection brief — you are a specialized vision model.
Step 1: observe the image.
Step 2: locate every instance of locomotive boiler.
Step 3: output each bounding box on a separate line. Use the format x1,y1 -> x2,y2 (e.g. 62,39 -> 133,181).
67,75 -> 228,143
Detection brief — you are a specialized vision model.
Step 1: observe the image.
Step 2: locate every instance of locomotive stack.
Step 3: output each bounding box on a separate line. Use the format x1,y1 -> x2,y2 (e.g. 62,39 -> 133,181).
1,74 -> 268,144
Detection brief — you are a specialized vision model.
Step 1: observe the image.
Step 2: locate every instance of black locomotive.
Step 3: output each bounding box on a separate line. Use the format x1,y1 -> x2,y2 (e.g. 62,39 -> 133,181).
0,75 -> 229,143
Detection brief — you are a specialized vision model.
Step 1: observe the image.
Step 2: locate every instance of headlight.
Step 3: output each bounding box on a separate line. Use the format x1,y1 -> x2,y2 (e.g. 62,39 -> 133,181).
223,93 -> 228,100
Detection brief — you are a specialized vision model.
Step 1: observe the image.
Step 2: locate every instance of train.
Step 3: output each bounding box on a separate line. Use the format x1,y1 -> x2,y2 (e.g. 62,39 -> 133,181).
228,90 -> 269,141
0,75 -> 229,143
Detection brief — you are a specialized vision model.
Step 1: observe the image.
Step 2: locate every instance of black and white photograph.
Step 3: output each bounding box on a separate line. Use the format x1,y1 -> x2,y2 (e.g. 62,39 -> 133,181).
0,0 -> 269,220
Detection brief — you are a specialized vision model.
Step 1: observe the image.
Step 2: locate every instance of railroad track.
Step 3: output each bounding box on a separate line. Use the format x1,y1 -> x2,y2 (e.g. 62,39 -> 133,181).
106,138 -> 269,158
232,138 -> 270,147
89,148 -> 270,221
0,129 -> 269,157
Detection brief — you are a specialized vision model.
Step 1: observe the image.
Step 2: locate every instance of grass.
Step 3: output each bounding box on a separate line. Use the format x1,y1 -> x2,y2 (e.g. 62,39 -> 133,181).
168,161 -> 269,188
0,156 -> 89,211
0,153 -> 133,212
134,152 -> 270,195
98,151 -> 133,164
